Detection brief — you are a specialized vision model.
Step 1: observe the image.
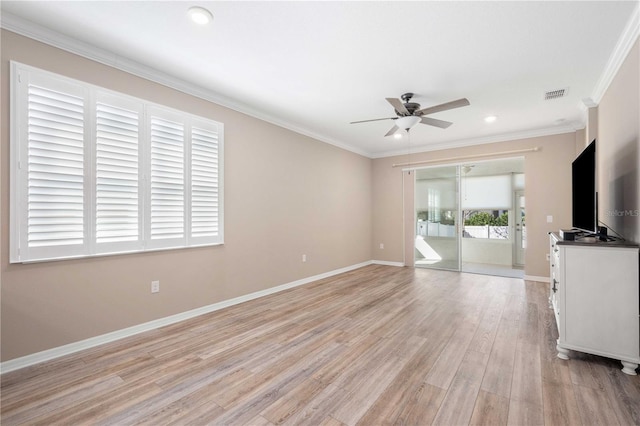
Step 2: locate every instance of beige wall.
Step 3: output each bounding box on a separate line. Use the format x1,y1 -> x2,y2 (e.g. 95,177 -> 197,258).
597,39 -> 639,243
587,106 -> 599,147
0,30 -> 373,361
372,133 -> 577,278
575,128 -> 587,154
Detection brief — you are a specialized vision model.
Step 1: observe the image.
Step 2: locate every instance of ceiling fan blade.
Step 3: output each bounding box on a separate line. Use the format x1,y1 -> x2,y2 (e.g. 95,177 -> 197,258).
417,98 -> 470,116
385,124 -> 399,137
350,117 -> 395,124
386,98 -> 410,115
420,116 -> 453,129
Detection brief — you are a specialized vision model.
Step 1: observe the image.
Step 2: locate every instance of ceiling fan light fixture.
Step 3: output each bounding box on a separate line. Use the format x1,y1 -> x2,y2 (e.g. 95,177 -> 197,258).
395,116 -> 421,131
188,6 -> 213,25
393,132 -> 403,140
351,93 -> 470,136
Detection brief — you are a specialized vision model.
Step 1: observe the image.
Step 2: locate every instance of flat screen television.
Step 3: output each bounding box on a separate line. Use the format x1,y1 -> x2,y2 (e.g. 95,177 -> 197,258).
572,139 -> 597,233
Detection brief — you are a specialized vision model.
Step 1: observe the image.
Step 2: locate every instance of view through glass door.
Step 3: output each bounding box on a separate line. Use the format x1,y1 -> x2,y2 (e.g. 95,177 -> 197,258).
414,166 -> 460,271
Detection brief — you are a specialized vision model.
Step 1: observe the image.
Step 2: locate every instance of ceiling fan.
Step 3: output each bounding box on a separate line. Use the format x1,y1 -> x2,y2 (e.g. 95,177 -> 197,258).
351,92 -> 470,136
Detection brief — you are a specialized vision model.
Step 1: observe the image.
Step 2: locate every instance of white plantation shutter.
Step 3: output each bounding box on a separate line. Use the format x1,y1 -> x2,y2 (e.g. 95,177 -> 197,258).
14,72 -> 89,261
149,113 -> 185,246
11,62 -> 224,263
95,98 -> 141,251
190,123 -> 222,243
27,85 -> 85,248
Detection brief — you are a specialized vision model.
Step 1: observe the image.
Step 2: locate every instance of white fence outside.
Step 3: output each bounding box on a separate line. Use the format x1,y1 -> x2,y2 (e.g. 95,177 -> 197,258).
417,222 -> 512,240
464,225 -> 509,239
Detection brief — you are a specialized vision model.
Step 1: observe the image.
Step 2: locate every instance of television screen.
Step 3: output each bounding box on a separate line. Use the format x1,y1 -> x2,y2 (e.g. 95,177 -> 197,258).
572,140 -> 596,232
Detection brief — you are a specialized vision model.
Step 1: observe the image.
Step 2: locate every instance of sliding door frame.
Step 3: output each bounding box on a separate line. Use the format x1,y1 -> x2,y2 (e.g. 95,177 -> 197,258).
405,164 -> 461,271
404,157 -> 525,272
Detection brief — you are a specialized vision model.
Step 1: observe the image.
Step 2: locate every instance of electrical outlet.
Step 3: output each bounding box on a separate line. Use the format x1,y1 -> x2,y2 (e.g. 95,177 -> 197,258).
379,243 -> 384,249
302,254 -> 307,262
151,280 -> 160,293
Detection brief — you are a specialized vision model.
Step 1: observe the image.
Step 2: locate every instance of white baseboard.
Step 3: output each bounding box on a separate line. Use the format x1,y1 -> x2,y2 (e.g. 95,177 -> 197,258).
372,260 -> 404,267
0,260 -> 373,374
525,275 -> 550,283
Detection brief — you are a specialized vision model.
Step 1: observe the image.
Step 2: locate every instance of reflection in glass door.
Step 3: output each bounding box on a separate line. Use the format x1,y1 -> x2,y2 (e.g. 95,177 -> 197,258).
414,166 -> 460,271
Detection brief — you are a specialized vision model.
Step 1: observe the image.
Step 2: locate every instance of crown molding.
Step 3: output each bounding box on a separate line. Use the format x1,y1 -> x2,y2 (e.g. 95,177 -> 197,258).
591,1 -> 640,104
370,125 -> 578,159
0,12 -> 370,158
581,97 -> 598,109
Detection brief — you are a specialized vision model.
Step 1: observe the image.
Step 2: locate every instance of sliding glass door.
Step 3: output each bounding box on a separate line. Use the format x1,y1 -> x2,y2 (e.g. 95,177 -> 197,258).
411,158 -> 525,275
414,166 -> 460,271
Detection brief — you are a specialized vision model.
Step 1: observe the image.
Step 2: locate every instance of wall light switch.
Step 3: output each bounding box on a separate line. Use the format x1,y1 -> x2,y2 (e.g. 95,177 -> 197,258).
547,215 -> 553,223
151,280 -> 160,293
379,243 -> 384,249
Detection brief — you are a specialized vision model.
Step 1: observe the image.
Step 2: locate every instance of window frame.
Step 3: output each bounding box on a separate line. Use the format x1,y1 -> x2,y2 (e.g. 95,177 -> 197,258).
10,61 -> 224,263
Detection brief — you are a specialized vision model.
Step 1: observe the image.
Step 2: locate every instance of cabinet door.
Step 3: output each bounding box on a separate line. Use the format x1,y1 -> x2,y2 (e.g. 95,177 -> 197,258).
549,237 -> 561,334
564,246 -> 639,359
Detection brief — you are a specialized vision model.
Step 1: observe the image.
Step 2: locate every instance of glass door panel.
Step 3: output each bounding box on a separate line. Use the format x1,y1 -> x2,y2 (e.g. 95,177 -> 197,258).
415,166 -> 460,271
515,190 -> 526,266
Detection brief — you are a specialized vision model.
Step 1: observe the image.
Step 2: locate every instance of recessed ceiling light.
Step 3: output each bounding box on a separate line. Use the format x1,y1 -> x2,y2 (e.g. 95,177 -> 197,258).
484,115 -> 497,123
188,6 -> 213,25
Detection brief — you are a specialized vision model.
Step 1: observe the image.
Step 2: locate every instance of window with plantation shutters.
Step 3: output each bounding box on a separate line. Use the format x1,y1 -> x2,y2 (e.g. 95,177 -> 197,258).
95,97 -> 141,251
28,84 -> 85,249
149,113 -> 185,244
12,74 -> 88,262
191,124 -> 221,241
10,62 -> 224,263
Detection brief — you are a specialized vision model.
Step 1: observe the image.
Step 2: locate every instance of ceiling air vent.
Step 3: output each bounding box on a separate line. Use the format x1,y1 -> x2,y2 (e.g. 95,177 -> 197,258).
544,87 -> 568,100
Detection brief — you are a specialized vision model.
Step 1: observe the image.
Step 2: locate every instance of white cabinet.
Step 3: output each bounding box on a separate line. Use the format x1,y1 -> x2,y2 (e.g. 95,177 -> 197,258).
549,233 -> 640,375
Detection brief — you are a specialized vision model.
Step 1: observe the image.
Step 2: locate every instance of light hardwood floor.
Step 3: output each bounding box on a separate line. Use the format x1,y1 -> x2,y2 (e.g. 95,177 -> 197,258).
2,265 -> 639,425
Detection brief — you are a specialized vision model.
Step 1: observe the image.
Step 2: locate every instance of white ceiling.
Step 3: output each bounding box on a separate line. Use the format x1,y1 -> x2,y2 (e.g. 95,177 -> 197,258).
1,1 -> 638,158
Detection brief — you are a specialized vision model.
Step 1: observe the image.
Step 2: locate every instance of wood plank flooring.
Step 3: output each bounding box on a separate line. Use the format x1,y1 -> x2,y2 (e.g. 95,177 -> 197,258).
2,264 -> 639,425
